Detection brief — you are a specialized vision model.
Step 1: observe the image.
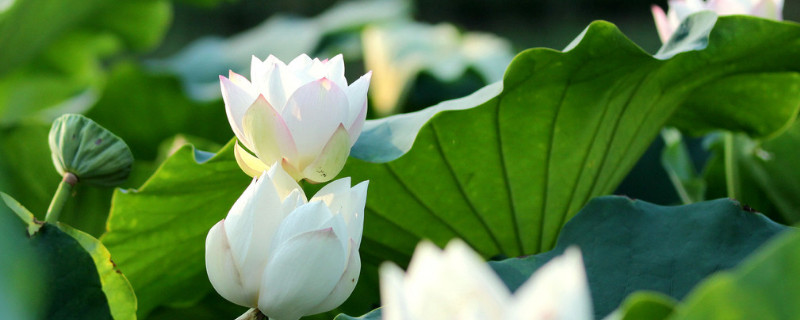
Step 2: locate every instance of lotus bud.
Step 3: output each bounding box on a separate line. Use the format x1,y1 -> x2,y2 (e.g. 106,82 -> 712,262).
205,163 -> 368,320
48,114 -> 133,187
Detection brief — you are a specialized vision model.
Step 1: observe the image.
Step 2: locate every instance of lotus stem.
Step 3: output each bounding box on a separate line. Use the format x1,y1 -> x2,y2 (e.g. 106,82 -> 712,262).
44,172 -> 78,224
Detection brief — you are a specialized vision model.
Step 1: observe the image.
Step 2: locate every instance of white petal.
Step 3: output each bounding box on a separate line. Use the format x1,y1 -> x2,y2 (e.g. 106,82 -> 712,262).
234,142 -> 269,178
344,71 -> 371,132
379,262 -> 414,320
221,74 -> 257,146
287,54 -> 313,70
266,162 -> 304,199
319,54 -> 348,89
258,228 -> 348,320
346,181 -> 368,247
268,201 -> 333,253
206,221 -> 253,307
224,173 -> 286,296
242,95 -> 298,167
301,124 -> 351,183
511,247 -> 593,320
281,79 -> 349,168
310,176 -> 352,214
398,241 -> 510,319
251,56 -> 289,111
306,239 -> 362,314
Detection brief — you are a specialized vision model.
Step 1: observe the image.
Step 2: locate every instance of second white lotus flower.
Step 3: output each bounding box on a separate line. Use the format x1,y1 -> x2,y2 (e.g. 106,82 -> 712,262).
380,240 -> 593,320
651,0 -> 783,43
205,163 -> 368,320
221,54 -> 372,183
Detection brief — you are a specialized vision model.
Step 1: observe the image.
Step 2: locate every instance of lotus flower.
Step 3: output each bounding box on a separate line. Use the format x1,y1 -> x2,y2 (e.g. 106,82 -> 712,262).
221,54 -> 372,183
652,0 -> 783,43
205,163 -> 368,320
380,240 -> 592,320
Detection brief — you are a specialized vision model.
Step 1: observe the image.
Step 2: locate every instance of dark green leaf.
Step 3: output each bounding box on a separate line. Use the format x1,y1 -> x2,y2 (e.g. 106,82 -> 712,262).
1,193 -> 112,319
670,230 -> 800,319
488,196 -> 787,318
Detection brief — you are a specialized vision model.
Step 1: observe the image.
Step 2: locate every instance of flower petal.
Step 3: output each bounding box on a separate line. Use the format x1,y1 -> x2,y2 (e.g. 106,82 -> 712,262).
651,5 -> 674,43
234,142 -> 269,178
344,72 -> 371,146
250,56 -> 289,110
282,79 -> 349,168
206,221 -> 253,307
301,124 -> 351,183
242,95 -> 298,167
258,228 -> 348,320
510,246 -> 592,320
309,176 -> 352,211
379,262 -> 413,320
346,181 -> 368,247
224,172 -> 286,296
268,201 -> 335,253
266,161 -> 304,200
221,73 -> 257,146
403,241 -> 509,319
306,239 -> 362,315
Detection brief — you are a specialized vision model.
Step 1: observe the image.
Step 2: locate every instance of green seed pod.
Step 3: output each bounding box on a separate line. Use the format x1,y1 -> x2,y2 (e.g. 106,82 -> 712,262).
49,114 -> 133,187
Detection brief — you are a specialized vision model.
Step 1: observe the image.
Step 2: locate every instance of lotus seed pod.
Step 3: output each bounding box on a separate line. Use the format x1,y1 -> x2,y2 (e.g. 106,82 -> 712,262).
48,114 -> 133,187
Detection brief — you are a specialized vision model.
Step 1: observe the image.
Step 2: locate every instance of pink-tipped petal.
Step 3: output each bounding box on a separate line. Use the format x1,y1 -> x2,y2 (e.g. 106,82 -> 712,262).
282,79 -> 350,168
302,124 -> 351,183
651,5 -> 674,43
234,142 -> 269,178
221,74 -> 258,145
242,95 -> 298,168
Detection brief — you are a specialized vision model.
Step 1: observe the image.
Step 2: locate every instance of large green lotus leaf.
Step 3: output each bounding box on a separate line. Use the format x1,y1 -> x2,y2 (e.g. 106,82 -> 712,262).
101,141 -> 250,317
669,230 -> 800,319
346,15 -> 800,263
487,196 -> 788,319
0,0 -> 170,126
0,193 -> 113,319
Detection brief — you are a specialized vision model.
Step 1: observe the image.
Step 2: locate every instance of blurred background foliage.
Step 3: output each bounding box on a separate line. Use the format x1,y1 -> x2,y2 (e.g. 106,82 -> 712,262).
2,0 -> 800,319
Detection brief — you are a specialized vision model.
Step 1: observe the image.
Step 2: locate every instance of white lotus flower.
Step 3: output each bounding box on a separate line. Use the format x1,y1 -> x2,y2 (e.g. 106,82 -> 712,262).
380,240 -> 593,320
651,0 -> 783,43
205,163 -> 368,320
221,54 -> 371,183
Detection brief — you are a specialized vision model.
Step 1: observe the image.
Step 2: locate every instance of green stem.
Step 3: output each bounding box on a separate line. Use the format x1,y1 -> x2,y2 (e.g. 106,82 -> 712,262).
44,173 -> 77,224
724,132 -> 740,200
